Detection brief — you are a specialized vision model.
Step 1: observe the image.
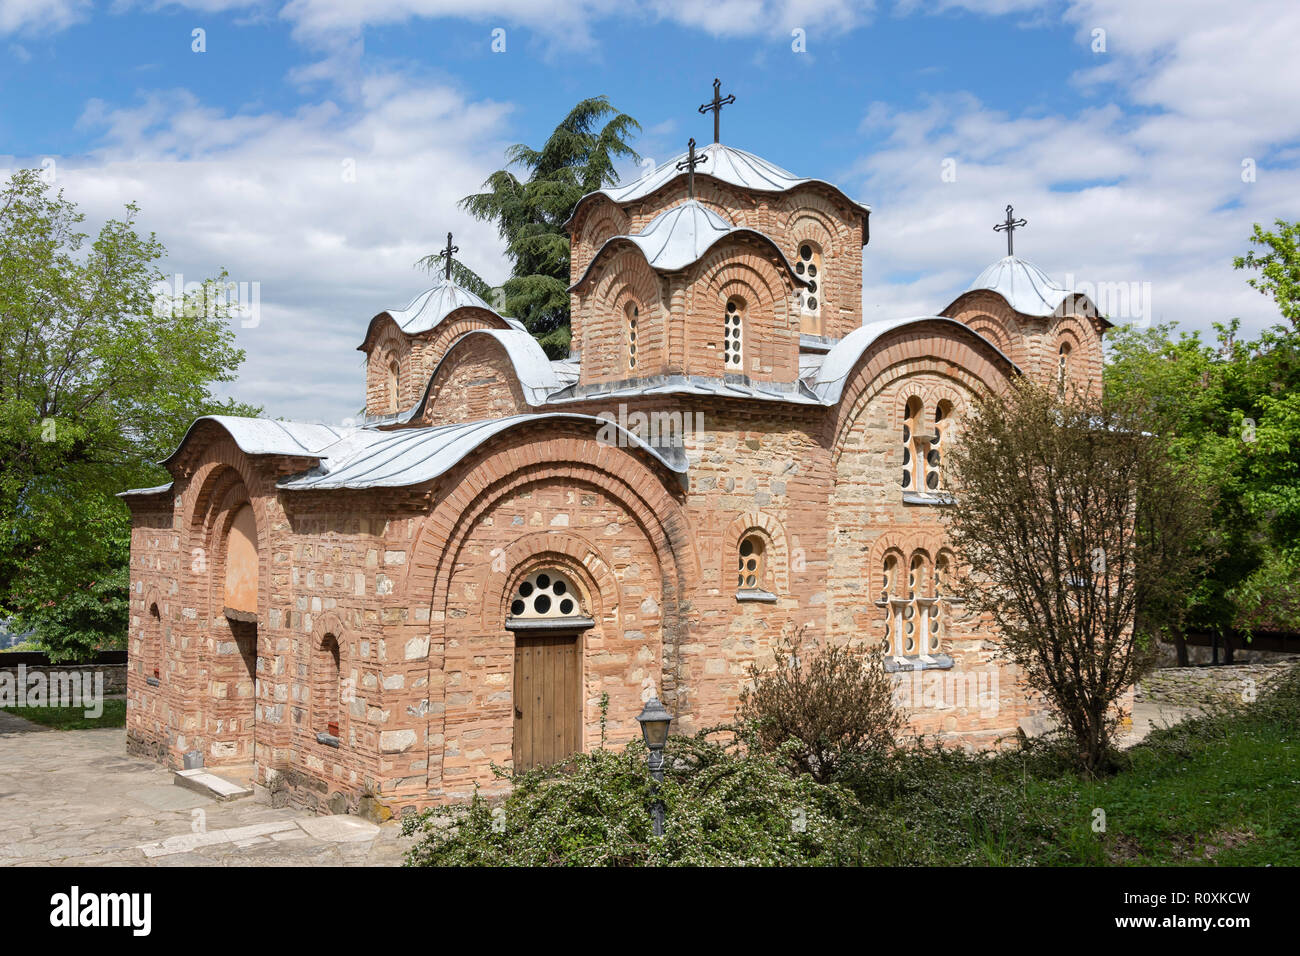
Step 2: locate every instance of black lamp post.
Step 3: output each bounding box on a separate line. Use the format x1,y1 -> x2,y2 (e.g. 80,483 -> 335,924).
635,695 -> 672,837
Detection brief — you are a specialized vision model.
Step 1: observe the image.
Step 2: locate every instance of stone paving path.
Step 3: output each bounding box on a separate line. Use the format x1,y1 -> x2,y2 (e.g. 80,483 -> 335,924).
0,717 -> 413,867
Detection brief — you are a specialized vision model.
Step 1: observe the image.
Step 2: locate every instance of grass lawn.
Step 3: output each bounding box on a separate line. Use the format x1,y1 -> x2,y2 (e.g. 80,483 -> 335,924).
1050,702 -> 1299,865
0,699 -> 127,730
872,668 -> 1300,866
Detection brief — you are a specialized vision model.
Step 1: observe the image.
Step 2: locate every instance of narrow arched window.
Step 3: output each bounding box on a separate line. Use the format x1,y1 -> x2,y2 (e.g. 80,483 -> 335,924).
315,634 -> 342,739
737,534 -> 767,591
144,602 -> 162,682
931,553 -> 952,653
625,302 -> 639,371
901,396 -> 923,489
387,360 -> 400,413
1058,343 -> 1071,387
881,553 -> 900,655
794,242 -> 823,335
927,401 -> 952,491
724,296 -> 745,371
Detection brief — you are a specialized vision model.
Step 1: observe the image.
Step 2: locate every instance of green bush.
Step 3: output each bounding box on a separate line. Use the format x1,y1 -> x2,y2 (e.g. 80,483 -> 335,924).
403,732 -> 886,866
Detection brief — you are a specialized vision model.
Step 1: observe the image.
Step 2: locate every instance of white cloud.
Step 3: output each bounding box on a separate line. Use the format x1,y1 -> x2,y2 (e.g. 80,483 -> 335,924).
849,0 -> 1300,341
0,0 -> 90,34
41,74 -> 517,423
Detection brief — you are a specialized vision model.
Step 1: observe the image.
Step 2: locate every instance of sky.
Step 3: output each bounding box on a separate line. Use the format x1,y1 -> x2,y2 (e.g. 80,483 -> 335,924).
3,0 -> 1299,423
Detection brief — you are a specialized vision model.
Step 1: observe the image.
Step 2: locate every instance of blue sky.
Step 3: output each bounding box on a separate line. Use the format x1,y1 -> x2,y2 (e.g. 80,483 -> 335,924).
4,0 -> 1299,422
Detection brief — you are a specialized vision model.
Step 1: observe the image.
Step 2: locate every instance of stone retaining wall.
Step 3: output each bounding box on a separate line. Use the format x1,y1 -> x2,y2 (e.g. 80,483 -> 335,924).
1135,657 -> 1299,710
0,655 -> 127,698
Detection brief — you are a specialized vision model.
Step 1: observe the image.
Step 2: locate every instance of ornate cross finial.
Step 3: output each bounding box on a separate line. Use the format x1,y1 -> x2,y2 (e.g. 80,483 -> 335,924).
993,204 -> 1027,256
675,137 -> 709,198
441,231 -> 459,281
697,77 -> 735,144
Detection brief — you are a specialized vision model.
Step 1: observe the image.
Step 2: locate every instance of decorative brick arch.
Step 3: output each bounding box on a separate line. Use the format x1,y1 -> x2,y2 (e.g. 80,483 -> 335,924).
418,332 -> 530,424
943,291 -> 1030,370
865,530 -> 947,603
402,423 -> 698,696
482,531 -> 620,634
176,442 -> 277,623
409,441 -> 693,626
365,320 -> 411,413
723,511 -> 792,594
828,323 -> 1017,466
583,249 -> 666,379
784,202 -> 844,258
574,203 -> 632,277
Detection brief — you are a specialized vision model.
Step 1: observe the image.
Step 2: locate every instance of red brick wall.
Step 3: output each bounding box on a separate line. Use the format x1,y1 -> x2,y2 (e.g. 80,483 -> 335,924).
421,334 -> 529,426
570,179 -> 864,347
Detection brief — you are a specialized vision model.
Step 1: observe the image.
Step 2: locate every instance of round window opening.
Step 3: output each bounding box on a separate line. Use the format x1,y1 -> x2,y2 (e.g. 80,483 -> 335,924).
509,570 -> 583,620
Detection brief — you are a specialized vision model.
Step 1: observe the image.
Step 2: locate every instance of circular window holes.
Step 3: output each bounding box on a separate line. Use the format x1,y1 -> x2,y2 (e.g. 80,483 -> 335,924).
509,570 -> 584,621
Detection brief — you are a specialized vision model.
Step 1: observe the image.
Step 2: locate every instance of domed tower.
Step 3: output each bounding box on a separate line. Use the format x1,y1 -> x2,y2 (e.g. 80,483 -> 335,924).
565,91 -> 870,392
357,252 -> 524,422
941,207 -> 1109,395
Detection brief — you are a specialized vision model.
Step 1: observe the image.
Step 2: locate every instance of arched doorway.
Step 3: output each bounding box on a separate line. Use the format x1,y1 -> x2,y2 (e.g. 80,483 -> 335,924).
506,569 -> 593,771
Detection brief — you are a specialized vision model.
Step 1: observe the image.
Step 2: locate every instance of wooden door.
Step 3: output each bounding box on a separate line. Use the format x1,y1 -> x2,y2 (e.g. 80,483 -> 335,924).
513,633 -> 580,771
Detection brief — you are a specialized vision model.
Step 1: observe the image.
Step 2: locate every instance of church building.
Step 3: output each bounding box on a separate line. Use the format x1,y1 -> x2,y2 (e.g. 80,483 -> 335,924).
121,102 -> 1107,814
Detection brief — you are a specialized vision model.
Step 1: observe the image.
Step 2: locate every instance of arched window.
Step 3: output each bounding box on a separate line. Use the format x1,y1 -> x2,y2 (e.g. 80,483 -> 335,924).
314,634 -> 343,740
794,242 -> 823,335
881,553 -> 900,655
144,602 -> 162,682
387,360 -> 400,413
223,503 -> 258,617
737,534 -> 767,591
509,570 -> 585,621
625,302 -> 639,371
724,296 -> 745,371
880,551 -> 947,658
927,401 -> 952,491
901,396 -> 923,489
932,553 -> 952,653
1057,343 -> 1071,388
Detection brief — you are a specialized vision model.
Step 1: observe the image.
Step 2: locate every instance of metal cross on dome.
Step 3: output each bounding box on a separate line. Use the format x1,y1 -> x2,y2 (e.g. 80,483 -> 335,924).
675,138 -> 709,198
993,205 -> 1027,257
698,77 -> 735,144
440,231 -> 459,281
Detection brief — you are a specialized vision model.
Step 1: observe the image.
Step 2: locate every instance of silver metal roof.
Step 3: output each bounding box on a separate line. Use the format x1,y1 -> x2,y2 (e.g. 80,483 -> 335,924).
277,413 -> 687,491
570,200 -> 808,291
964,255 -> 1094,319
117,482 -> 174,498
160,416 -> 363,467
378,277 -> 526,336
810,317 -> 1021,405
568,143 -> 870,225
359,278 -> 526,354
544,373 -> 823,406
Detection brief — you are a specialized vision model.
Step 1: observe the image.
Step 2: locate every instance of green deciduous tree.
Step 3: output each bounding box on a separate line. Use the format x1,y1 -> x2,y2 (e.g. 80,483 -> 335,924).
1235,219 -> 1300,328
1105,221 -> 1300,653
459,96 -> 640,357
943,381 -> 1216,774
0,169 -> 256,660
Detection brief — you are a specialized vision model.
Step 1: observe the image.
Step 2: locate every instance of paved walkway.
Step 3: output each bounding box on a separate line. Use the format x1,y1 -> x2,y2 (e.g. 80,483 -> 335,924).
0,716 -> 413,867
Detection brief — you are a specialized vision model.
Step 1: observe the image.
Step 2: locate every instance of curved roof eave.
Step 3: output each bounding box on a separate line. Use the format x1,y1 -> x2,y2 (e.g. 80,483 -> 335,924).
276,413 -> 689,493
810,316 -> 1022,406
159,416 -> 364,469
568,226 -> 811,293
357,289 -> 526,353
563,143 -> 871,231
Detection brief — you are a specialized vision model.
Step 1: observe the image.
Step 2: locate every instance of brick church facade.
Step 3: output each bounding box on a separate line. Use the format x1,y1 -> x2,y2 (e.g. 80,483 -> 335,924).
121,136 -> 1106,814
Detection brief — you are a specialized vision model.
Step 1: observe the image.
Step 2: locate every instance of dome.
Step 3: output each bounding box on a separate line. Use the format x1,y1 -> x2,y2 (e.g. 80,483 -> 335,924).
966,255 -> 1081,318
567,142 -> 869,228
